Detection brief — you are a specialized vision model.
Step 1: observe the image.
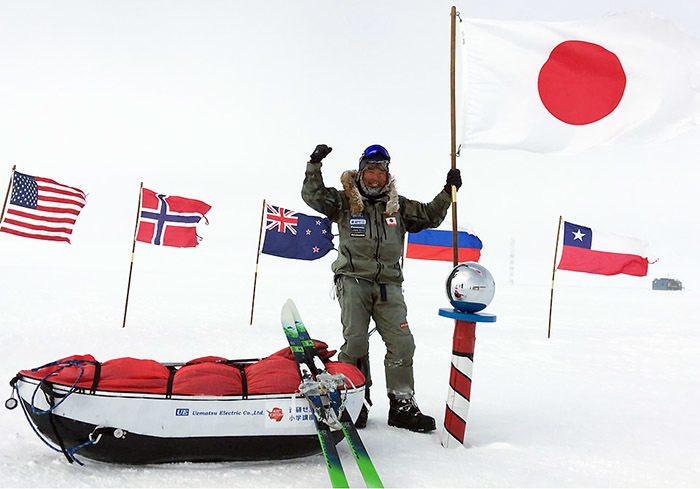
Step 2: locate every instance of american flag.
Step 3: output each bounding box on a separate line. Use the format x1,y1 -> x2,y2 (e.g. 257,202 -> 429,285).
0,170 -> 87,243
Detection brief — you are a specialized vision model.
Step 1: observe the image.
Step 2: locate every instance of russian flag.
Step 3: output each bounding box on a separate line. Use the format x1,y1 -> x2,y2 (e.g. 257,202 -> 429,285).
406,229 -> 482,262
557,221 -> 649,276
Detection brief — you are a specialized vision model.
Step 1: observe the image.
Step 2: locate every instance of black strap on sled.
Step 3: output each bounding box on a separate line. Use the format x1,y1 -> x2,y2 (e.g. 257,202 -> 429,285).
236,364 -> 248,400
165,367 -> 177,399
40,382 -> 74,464
89,362 -> 101,394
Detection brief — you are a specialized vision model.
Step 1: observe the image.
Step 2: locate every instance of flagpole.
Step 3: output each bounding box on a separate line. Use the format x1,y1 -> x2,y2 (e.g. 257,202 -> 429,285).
1,165 -> 16,224
250,199 -> 266,325
123,182 -> 143,328
450,6 -> 459,267
547,215 -> 563,338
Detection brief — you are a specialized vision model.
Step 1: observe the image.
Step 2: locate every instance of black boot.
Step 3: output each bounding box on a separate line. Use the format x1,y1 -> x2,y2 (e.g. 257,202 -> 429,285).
354,387 -> 372,429
388,397 -> 436,433
355,404 -> 369,429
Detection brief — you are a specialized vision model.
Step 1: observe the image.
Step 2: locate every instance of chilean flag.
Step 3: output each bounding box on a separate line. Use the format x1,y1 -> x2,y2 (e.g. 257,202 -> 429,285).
136,188 -> 211,248
557,221 -> 649,276
406,229 -> 482,262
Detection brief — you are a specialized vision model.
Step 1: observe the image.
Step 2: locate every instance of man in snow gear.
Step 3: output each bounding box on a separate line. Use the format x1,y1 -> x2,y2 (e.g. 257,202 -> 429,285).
301,143 -> 462,433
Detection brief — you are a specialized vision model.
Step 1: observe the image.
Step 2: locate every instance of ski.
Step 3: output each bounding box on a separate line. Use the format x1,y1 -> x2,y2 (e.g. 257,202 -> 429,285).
285,299 -> 384,489
281,305 -> 349,489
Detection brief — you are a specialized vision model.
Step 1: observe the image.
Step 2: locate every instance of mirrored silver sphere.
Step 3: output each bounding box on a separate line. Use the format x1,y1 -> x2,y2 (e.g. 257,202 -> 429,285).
446,262 -> 495,312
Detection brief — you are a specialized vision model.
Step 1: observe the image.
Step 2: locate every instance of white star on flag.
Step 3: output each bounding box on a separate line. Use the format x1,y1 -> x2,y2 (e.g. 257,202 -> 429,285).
572,229 -> 586,241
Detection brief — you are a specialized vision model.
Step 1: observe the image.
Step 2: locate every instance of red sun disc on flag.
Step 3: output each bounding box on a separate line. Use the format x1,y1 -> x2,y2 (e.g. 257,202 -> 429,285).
538,40 -> 626,125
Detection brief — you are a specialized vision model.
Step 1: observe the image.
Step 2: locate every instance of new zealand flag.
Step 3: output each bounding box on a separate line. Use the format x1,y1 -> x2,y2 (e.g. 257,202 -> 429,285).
261,204 -> 334,260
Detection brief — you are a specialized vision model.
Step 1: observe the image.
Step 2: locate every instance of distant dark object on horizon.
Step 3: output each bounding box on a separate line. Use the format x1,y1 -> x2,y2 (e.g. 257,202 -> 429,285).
652,278 -> 683,291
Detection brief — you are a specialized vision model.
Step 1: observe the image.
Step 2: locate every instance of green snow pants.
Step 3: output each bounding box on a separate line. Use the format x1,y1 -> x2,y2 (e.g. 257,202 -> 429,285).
335,274 -> 415,399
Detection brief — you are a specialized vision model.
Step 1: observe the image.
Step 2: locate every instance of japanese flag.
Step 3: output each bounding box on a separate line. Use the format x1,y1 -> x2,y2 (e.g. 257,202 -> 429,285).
461,12 -> 700,153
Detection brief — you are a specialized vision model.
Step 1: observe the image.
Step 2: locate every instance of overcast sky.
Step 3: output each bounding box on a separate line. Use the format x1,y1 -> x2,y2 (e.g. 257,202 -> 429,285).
1,0 -> 698,291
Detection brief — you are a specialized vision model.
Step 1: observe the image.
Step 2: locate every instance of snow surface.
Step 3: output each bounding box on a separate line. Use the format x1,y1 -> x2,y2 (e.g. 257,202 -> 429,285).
1,252 -> 699,488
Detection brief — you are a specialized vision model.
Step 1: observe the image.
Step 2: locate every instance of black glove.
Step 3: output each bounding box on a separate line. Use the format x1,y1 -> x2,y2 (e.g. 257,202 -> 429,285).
310,144 -> 332,163
444,168 -> 462,193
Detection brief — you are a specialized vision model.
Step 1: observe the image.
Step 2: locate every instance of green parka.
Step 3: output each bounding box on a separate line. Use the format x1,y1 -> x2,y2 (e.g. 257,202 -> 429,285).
302,162 -> 451,284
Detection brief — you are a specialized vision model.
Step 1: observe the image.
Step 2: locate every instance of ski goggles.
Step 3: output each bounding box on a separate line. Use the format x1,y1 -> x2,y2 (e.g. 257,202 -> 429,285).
361,144 -> 390,162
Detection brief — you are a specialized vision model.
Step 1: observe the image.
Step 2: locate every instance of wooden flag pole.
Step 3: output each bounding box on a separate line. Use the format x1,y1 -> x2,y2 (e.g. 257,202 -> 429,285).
1,165 -> 16,223
450,6 -> 459,267
250,199 -> 266,325
547,215 -> 563,338
122,182 -> 143,328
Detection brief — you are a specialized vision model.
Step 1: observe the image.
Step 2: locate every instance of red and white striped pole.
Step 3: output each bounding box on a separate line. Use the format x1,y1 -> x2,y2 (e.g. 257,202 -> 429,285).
438,308 -> 496,448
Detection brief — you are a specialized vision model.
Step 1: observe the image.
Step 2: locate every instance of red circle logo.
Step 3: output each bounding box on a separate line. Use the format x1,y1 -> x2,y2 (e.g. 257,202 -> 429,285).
268,407 -> 284,422
538,41 -> 626,125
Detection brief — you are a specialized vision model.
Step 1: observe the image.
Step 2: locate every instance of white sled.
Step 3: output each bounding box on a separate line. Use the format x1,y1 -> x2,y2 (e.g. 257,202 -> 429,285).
9,351 -> 365,464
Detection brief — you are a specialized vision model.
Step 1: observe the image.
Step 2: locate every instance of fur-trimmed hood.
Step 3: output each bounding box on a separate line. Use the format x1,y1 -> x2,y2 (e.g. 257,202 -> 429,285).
340,170 -> 399,216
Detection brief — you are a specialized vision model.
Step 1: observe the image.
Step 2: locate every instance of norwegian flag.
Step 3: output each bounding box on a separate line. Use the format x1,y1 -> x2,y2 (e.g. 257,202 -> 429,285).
136,188 -> 211,248
261,204 -> 334,260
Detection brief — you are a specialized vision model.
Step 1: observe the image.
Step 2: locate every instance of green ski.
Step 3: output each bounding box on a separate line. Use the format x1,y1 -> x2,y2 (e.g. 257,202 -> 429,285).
281,304 -> 349,488
285,299 -> 384,488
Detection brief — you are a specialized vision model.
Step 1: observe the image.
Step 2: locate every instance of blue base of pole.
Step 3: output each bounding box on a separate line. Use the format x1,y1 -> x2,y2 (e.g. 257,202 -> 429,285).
438,308 -> 497,322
